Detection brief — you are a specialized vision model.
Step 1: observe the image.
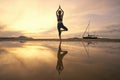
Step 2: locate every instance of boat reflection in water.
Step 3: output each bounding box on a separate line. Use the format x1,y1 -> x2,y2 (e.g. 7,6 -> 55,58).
56,42 -> 68,80
81,40 -> 97,57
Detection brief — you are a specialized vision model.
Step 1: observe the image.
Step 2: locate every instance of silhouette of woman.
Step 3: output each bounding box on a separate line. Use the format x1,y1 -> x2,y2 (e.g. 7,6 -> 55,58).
56,41 -> 68,80
56,5 -> 68,41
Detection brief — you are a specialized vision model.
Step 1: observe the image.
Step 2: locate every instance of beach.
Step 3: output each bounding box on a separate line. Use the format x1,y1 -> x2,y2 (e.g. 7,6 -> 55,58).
0,41 -> 120,80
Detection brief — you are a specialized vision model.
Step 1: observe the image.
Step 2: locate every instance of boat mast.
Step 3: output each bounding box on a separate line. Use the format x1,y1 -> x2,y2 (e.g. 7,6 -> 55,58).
88,20 -> 90,36
82,20 -> 91,37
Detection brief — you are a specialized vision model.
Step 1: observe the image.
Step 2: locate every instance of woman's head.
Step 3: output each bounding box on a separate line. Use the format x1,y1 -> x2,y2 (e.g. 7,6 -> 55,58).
58,11 -> 61,14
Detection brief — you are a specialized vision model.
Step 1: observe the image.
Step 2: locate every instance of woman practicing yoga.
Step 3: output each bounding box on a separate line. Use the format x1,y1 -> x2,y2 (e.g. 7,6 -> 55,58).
56,5 -> 68,41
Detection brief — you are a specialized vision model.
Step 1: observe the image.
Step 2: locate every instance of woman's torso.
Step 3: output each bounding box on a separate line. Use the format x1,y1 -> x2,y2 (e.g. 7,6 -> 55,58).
57,15 -> 63,23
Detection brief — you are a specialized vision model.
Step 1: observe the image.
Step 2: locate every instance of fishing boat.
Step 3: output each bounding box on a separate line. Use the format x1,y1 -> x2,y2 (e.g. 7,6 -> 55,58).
82,20 -> 98,39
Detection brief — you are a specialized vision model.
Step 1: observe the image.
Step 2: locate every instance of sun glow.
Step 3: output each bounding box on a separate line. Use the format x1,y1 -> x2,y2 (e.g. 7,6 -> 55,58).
9,13 -> 56,33
4,0 -> 57,34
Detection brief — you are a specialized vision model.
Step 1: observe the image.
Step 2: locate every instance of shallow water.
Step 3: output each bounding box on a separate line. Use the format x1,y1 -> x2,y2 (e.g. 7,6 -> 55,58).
0,41 -> 120,80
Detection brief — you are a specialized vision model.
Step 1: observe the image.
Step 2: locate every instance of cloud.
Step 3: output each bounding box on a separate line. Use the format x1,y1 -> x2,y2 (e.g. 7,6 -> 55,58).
97,24 -> 120,33
106,24 -> 120,33
0,22 -> 24,37
90,24 -> 120,38
0,25 -> 5,30
64,0 -> 120,21
42,27 -> 57,34
0,31 -> 24,37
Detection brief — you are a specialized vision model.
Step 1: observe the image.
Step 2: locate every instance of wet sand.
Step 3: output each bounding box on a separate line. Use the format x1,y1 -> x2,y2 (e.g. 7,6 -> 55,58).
0,41 -> 120,80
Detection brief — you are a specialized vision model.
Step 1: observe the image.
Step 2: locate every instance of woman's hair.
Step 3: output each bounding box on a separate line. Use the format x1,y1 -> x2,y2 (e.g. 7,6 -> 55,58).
58,11 -> 61,14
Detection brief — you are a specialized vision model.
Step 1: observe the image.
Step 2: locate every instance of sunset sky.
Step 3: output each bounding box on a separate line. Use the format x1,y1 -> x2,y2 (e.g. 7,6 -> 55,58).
0,0 -> 120,39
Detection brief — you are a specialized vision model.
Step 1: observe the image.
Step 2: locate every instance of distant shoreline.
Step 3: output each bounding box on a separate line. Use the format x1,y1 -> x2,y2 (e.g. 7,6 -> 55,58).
0,38 -> 120,42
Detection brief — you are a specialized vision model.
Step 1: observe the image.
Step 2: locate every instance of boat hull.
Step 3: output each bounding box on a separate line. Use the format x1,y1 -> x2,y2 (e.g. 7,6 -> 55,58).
83,36 -> 98,39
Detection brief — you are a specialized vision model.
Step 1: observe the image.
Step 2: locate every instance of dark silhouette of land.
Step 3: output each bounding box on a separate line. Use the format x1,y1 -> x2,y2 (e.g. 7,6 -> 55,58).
0,36 -> 120,42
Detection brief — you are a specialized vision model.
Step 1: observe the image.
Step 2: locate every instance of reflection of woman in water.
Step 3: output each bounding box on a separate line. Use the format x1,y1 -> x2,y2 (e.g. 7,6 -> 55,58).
56,42 -> 68,75
56,5 -> 68,41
